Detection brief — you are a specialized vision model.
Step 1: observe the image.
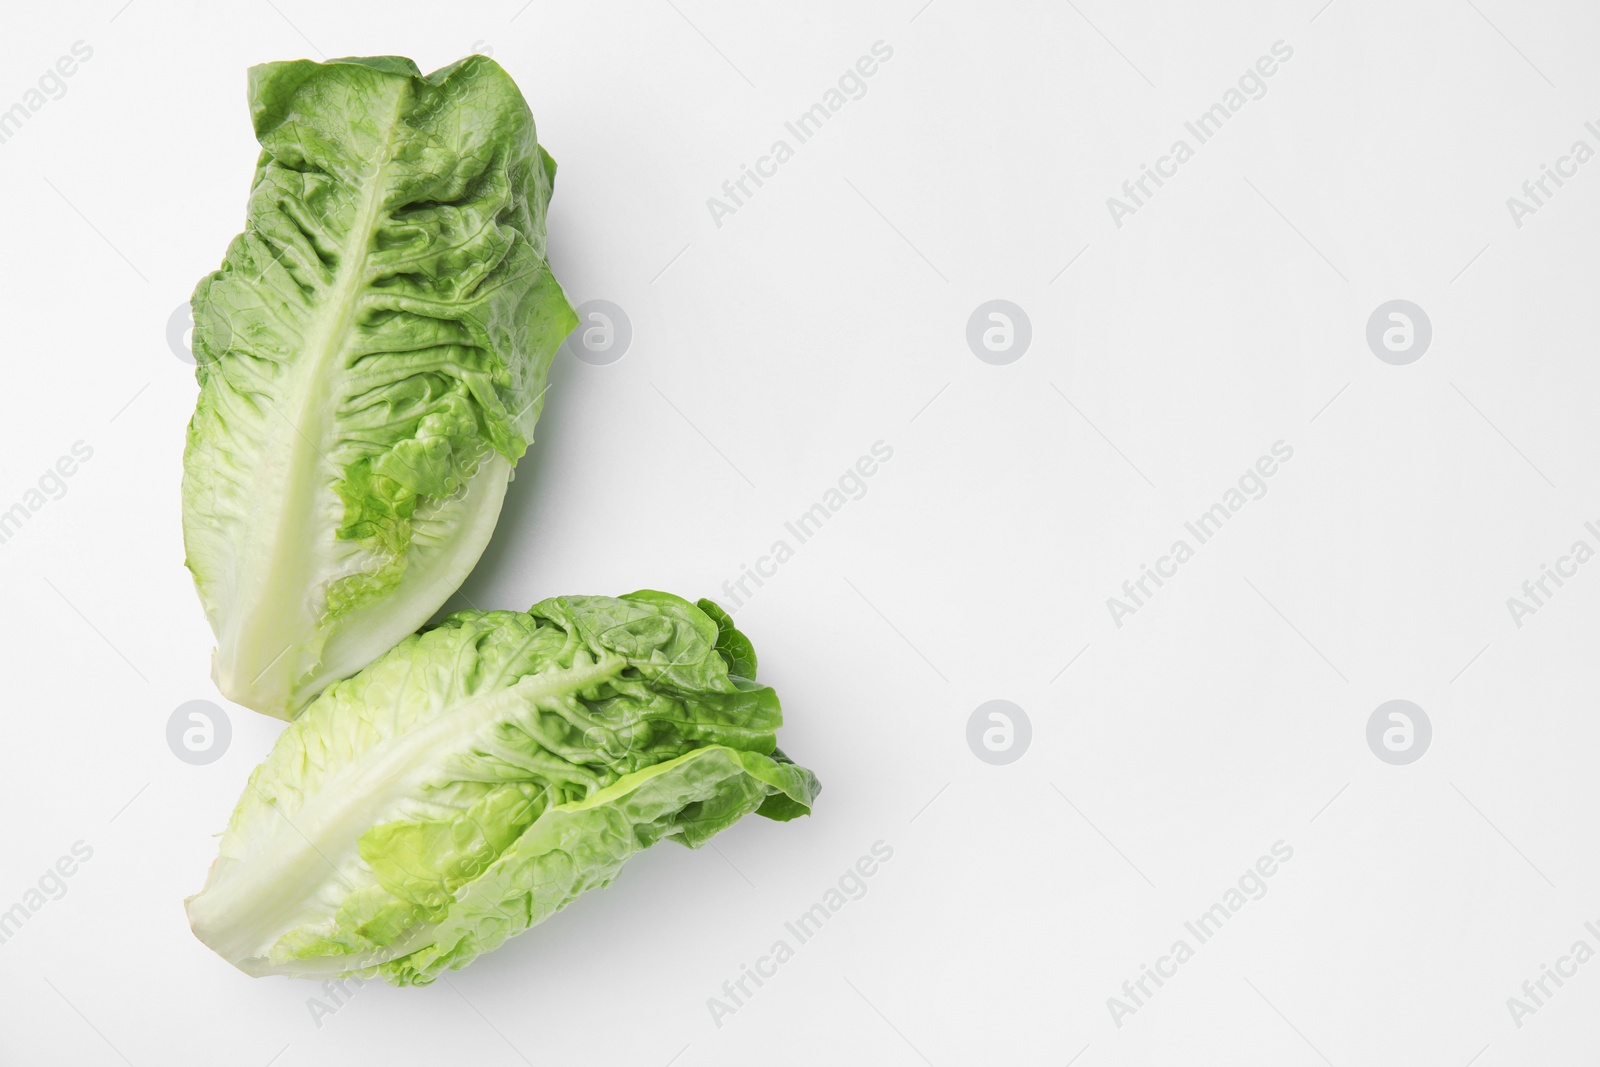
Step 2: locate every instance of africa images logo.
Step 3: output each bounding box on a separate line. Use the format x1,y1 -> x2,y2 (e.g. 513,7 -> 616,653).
705,41 -> 894,227
0,41 -> 93,147
1104,40 -> 1294,228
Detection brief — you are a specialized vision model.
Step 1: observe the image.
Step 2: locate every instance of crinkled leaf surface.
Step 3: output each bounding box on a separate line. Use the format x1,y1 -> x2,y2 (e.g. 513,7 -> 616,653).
183,55 -> 576,718
185,593 -> 820,986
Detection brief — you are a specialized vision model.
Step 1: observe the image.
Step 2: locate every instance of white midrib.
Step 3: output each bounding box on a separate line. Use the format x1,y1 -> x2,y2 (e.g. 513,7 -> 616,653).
223,82 -> 411,711
188,653 -> 628,969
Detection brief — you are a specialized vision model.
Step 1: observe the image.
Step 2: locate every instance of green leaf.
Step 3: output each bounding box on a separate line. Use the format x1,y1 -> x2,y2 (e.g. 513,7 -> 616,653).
182,55 -> 577,718
697,597 -> 758,679
185,594 -> 818,984
379,745 -> 818,986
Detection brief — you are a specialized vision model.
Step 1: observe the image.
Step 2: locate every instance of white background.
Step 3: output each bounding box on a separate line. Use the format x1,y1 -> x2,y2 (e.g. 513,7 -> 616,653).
2,0 -> 1599,1064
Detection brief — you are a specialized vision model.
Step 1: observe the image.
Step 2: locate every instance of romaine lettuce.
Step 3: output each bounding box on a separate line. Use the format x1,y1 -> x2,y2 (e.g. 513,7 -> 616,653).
185,592 -> 819,986
182,55 -> 576,718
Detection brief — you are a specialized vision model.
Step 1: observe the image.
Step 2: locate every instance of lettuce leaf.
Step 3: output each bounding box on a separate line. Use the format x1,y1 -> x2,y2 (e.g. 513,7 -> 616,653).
184,593 -> 819,986
182,55 -> 576,718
